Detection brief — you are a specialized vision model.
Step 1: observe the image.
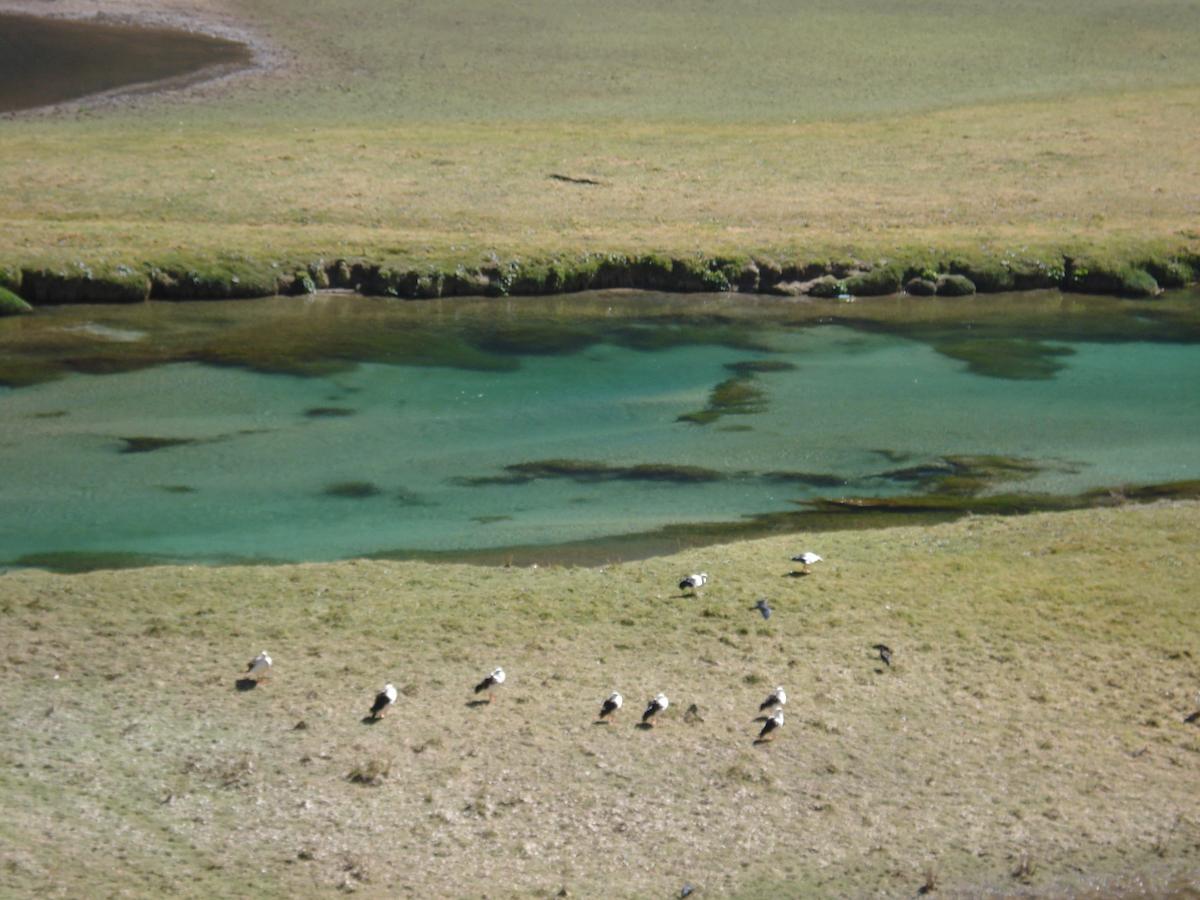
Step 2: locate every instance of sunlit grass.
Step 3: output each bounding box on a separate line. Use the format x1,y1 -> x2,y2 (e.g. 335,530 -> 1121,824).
1,502 -> 1198,896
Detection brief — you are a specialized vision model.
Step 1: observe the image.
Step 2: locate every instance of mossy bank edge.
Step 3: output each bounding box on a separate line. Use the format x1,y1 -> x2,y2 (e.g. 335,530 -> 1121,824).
1,244 -> 1197,312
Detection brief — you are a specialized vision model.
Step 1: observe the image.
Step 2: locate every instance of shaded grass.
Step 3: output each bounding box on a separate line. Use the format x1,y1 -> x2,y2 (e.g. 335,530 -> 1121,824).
1,503 -> 1199,896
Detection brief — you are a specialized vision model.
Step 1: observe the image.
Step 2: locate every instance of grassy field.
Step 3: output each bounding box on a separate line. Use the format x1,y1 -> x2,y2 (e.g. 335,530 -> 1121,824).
1,502 -> 1198,897
1,0 -> 1199,271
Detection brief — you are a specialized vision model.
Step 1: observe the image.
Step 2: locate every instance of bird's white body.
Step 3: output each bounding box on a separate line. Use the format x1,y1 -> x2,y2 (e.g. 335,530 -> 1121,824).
791,552 -> 822,566
246,650 -> 272,679
760,685 -> 787,710
643,692 -> 669,724
369,682 -> 398,718
759,709 -> 784,740
600,691 -> 623,719
679,572 -> 708,591
475,667 -> 506,700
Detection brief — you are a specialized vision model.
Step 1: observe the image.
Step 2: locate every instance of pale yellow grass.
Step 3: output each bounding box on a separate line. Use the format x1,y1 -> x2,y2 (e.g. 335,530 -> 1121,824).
1,503 -> 1198,897
4,87 -> 1199,267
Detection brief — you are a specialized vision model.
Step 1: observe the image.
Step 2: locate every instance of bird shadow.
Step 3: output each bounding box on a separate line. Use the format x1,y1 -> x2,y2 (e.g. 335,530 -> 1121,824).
465,699 -> 491,709
635,722 -> 654,731
752,738 -> 775,747
593,719 -> 612,726
234,678 -> 258,692
360,715 -> 382,726
783,570 -> 809,578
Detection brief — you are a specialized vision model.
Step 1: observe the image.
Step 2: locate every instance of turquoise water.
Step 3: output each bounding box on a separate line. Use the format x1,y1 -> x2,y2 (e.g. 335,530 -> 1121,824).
1,291 -> 1198,566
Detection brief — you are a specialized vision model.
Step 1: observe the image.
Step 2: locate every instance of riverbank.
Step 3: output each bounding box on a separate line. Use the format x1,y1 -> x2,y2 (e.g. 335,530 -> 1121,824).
2,502 -> 1198,896
2,242 -> 1197,309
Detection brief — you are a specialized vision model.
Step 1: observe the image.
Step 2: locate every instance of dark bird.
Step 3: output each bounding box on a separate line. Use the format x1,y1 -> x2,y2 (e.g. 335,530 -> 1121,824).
642,692 -> 669,726
474,667 -> 506,702
1185,710 -> 1200,725
873,643 -> 893,667
752,598 -> 772,620
759,685 -> 787,712
368,683 -> 397,720
757,709 -> 784,741
598,691 -> 623,721
678,572 -> 708,595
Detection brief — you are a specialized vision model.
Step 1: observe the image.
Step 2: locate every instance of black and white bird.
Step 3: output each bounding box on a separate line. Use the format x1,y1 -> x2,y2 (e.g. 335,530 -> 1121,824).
757,709 -> 784,741
873,643 -> 893,667
244,650 -> 272,682
752,598 -> 772,620
474,667 -> 506,702
368,682 -> 398,720
759,685 -> 787,712
642,692 -> 669,726
598,691 -> 623,722
679,572 -> 708,595
791,552 -> 822,573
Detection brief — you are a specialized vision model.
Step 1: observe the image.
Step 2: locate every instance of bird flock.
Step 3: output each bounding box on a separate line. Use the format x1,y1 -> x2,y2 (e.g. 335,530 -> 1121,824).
237,549 -> 898,745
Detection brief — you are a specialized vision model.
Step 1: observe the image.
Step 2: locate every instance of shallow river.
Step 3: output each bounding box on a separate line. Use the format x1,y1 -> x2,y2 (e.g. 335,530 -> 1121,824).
1,289 -> 1197,568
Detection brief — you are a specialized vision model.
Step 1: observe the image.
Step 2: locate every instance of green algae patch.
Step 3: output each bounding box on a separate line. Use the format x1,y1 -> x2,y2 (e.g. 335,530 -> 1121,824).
880,453 -> 1076,496
322,480 -> 383,498
723,359 -> 797,375
304,406 -> 356,418
8,550 -> 181,573
502,459 -> 725,484
678,375 -> 768,425
119,436 -> 199,454
0,285 -> 32,316
934,337 -> 1075,380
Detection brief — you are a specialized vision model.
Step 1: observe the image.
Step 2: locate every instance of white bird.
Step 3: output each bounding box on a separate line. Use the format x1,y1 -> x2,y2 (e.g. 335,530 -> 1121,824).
791,552 -> 822,573
598,691 -> 623,722
368,682 -> 398,720
757,709 -> 784,742
474,667 -> 506,702
679,572 -> 708,594
759,685 -> 786,711
642,692 -> 669,726
244,650 -> 272,682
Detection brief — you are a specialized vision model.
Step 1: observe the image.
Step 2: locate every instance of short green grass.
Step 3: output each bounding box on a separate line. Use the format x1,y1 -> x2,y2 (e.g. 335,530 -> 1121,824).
1,0 -> 1199,271
2,502 -> 1198,896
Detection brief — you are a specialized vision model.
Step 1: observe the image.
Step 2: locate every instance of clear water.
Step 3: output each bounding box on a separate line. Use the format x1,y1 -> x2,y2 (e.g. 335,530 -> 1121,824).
1,291 -> 1198,566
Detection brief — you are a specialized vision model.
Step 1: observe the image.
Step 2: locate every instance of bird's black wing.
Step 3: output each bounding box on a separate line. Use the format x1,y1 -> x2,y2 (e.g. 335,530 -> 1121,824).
600,699 -> 618,717
370,692 -> 389,714
474,676 -> 494,694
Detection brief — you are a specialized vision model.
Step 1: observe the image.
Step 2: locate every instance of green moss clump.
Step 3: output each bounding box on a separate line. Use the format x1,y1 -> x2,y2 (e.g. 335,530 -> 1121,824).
151,257 -> 280,300
844,265 -> 901,296
904,277 -> 937,296
1140,259 -> 1195,290
949,258 -> 1015,293
21,263 -> 151,304
0,286 -> 33,316
806,275 -> 844,298
936,274 -> 977,296
1066,260 -> 1159,298
0,263 -> 21,293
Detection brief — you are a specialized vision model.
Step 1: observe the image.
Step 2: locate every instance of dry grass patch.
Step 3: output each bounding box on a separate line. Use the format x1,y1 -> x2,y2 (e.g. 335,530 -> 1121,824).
1,502 -> 1199,895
